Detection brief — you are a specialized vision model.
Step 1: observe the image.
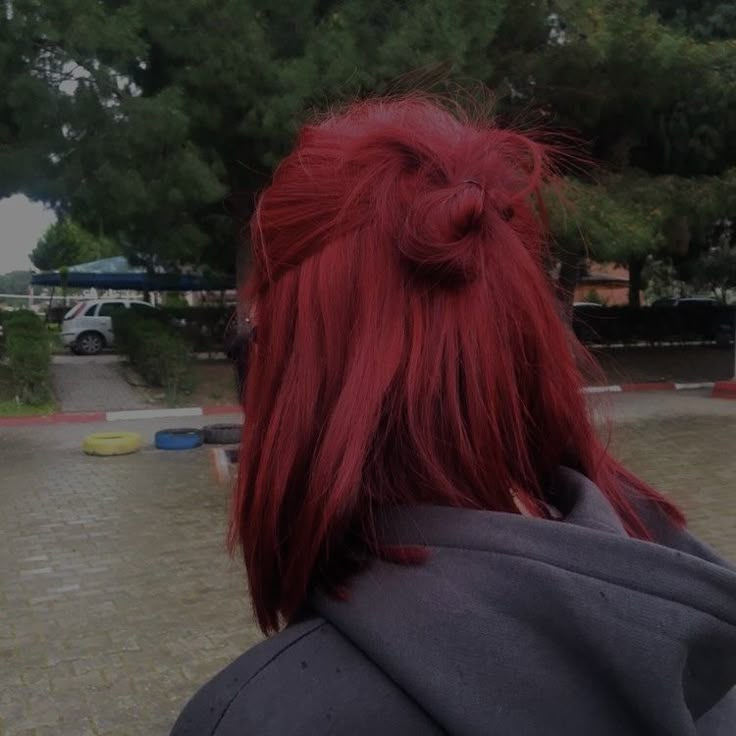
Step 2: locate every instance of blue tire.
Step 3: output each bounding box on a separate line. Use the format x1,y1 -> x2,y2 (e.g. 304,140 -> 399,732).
155,428 -> 204,451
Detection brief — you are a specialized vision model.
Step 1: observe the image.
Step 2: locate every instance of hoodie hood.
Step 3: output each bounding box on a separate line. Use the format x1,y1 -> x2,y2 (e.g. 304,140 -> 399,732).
313,468 -> 736,735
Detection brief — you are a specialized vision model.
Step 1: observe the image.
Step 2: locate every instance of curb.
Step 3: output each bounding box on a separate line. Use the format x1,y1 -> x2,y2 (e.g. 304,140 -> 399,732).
0,383 -> 721,428
582,381 -> 715,395
713,381 -> 736,400
0,404 -> 242,428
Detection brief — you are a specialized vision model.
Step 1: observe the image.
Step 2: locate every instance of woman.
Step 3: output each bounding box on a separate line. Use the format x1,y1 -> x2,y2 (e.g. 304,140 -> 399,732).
173,97 -> 736,735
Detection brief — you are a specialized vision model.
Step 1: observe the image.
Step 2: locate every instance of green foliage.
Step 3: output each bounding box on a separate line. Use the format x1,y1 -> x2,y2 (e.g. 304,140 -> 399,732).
551,177 -> 666,262
496,0 -> 736,175
34,0 -> 514,272
3,0 -> 736,299
1,309 -> 42,330
113,309 -> 196,402
162,293 -> 188,307
30,219 -> 119,271
160,306 -> 232,353
649,0 -> 736,40
0,0 -> 144,198
0,271 -> 32,296
642,258 -> 685,301
1,311 -> 52,405
694,246 -> 736,302
582,289 -> 607,306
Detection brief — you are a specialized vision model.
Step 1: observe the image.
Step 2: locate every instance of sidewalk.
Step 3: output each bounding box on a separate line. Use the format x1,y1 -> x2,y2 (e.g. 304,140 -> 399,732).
52,355 -> 150,413
1,392 -> 734,736
0,382 -> 726,428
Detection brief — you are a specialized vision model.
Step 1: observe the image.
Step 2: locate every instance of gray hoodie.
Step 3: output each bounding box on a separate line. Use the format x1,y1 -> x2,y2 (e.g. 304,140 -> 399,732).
171,469 -> 736,735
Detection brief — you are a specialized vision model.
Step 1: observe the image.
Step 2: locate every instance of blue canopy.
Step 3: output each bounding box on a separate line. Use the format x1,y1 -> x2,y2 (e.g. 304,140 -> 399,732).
31,257 -> 235,291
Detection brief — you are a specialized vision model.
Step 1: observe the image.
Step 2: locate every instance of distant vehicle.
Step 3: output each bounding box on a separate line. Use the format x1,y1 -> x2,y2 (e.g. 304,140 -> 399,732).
651,296 -> 721,308
61,299 -> 155,355
652,296 -> 733,345
572,302 -> 607,343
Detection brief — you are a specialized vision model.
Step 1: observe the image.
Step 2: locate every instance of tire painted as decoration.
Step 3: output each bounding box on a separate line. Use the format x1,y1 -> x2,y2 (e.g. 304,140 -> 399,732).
203,423 -> 242,445
155,428 -> 204,451
83,432 -> 142,456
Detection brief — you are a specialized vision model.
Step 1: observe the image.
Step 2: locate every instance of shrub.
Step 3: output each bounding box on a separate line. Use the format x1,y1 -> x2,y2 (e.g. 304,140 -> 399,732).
1,311 -> 52,405
582,289 -> 607,306
160,306 -> 232,353
573,304 -> 735,345
2,310 -> 45,331
113,310 -> 195,401
113,305 -> 234,354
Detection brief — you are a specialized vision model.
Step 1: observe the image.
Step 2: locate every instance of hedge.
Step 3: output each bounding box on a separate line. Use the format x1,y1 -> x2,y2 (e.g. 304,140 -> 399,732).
113,309 -> 196,401
573,304 -> 735,345
161,306 -> 232,354
110,305 -> 232,354
0,310 -> 52,404
154,304 -> 735,350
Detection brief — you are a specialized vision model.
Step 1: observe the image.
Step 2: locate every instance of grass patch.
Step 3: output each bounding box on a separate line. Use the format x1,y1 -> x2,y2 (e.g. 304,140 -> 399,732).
188,361 -> 237,407
113,309 -> 197,404
137,360 -> 237,408
0,364 -> 55,416
0,399 -> 56,417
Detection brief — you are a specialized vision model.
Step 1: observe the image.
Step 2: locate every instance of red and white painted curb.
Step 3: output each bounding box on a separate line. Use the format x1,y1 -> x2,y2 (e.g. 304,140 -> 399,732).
0,404 -> 242,428
1,382 -> 730,428
713,381 -> 736,400
105,404 -> 243,421
582,381 -> 715,395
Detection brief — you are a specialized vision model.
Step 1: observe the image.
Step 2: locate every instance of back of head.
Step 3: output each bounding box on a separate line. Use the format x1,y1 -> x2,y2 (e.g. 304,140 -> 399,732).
232,96 -> 682,633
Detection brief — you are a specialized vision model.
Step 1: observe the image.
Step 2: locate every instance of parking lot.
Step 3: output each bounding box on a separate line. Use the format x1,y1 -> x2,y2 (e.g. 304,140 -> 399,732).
1,393 -> 735,735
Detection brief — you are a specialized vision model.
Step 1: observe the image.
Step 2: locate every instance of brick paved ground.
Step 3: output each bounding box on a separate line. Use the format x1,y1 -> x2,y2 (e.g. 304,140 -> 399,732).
52,356 -> 150,412
1,395 -> 734,734
0,416 -> 257,736
606,393 -> 736,558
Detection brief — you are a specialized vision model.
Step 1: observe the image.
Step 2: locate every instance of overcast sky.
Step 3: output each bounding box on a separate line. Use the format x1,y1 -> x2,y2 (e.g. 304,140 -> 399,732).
0,195 -> 57,274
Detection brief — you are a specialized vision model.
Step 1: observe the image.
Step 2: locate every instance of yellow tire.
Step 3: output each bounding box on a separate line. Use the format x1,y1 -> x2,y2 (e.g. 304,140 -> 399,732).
83,431 -> 143,456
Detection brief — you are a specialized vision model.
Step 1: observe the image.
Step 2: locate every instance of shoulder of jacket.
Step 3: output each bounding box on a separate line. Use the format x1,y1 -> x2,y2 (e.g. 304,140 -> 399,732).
170,617 -> 330,736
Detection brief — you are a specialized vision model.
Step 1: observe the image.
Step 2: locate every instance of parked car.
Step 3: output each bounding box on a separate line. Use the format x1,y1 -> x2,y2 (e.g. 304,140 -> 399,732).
61,299 -> 155,355
573,301 -> 605,309
651,296 -> 731,343
651,296 -> 721,308
572,302 -> 606,343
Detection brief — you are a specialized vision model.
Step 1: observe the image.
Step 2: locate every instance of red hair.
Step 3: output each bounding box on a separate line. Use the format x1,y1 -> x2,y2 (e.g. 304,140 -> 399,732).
230,97 -> 683,633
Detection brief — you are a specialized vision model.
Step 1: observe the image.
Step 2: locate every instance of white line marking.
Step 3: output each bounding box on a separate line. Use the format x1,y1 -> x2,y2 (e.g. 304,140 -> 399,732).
106,407 -> 204,421
583,385 -> 623,394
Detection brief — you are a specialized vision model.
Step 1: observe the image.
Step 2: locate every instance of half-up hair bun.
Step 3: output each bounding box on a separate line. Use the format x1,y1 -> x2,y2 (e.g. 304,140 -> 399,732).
400,179 -> 487,285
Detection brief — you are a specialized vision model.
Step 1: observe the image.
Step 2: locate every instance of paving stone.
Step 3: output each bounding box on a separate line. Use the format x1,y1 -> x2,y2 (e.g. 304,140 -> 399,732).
1,396 -> 734,733
52,356 -> 150,412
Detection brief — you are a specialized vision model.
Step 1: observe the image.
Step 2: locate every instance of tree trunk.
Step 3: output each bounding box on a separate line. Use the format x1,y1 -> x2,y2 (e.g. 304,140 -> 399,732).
628,256 -> 645,308
144,259 -> 156,303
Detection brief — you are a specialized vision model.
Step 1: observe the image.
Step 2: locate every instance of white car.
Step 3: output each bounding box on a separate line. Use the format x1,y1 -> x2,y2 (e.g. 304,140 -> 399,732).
61,299 -> 155,355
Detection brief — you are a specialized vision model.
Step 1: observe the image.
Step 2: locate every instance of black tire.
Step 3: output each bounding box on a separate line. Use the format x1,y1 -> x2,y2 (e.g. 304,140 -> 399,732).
76,331 -> 105,355
203,423 -> 243,445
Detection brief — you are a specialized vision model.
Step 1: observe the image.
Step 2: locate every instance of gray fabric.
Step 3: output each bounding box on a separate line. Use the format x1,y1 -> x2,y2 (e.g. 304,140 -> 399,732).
170,619 -> 443,735
171,469 -> 736,735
